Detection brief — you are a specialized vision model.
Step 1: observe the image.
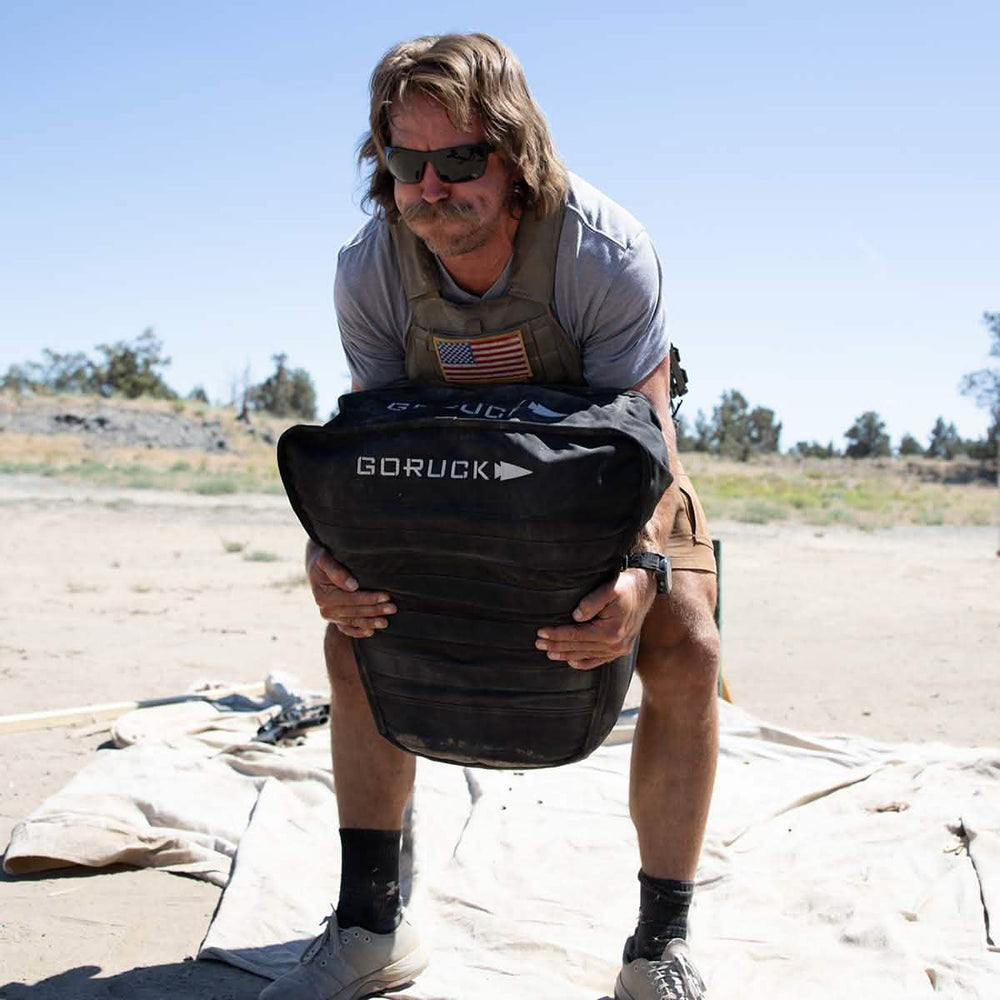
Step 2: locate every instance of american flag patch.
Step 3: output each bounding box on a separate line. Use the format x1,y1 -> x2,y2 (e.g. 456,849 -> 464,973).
433,330 -> 533,384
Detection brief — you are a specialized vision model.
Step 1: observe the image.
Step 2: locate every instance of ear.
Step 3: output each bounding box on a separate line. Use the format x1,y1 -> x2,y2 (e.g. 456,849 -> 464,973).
508,178 -> 527,222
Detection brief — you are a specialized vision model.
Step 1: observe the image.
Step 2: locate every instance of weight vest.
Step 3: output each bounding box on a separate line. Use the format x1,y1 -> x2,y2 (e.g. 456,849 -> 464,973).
277,211 -> 670,769
278,383 -> 671,769
394,204 -> 584,385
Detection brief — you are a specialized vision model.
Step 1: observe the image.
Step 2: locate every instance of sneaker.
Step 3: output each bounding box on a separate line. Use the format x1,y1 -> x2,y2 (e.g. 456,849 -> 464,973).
259,910 -> 427,1000
614,938 -> 707,1000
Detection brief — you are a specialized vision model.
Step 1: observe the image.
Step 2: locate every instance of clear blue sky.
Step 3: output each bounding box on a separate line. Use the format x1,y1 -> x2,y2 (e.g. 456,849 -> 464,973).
2,0 -> 997,448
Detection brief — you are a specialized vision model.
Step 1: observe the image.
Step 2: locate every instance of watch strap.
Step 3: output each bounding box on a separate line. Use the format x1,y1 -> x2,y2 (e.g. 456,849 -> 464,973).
622,551 -> 672,594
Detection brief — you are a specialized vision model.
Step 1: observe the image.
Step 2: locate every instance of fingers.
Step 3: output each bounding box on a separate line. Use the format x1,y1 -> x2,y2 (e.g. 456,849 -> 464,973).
565,655 -> 611,671
308,547 -> 359,592
537,615 -> 621,648
316,588 -> 396,621
330,608 -> 395,638
538,641 -> 631,667
536,630 -> 614,670
536,619 -> 633,667
335,620 -> 388,639
536,574 -> 647,667
335,624 -> 371,639
537,619 -> 604,643
570,579 -> 617,623
306,545 -> 397,635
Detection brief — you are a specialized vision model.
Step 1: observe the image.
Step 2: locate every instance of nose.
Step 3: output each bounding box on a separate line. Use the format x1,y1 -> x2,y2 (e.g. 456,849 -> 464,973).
420,162 -> 449,202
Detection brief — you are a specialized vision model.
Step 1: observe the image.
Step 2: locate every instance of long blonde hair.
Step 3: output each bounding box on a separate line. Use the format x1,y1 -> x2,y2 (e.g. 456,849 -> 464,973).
359,33 -> 568,222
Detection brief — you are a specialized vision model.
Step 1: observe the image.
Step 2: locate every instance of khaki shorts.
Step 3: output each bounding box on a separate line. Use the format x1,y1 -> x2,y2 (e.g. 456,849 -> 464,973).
665,474 -> 716,573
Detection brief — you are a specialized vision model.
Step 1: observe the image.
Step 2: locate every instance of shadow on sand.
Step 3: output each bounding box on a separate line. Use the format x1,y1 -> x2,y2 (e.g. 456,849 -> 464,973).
2,965 -> 614,1000
1,868 -> 614,1000
0,959 -> 266,999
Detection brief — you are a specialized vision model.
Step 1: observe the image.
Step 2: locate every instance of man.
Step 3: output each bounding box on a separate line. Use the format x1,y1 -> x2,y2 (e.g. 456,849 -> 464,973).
262,33 -> 719,1000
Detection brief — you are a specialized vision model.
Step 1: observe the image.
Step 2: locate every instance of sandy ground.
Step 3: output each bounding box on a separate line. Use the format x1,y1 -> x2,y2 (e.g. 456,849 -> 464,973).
0,474 -> 997,997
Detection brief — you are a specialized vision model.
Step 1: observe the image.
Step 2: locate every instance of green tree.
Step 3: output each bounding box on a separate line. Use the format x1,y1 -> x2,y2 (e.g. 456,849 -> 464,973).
288,369 -> 317,420
2,332 -> 175,398
792,440 -> 839,458
959,311 -> 1000,413
2,367 -> 25,391
38,349 -> 95,392
964,424 -> 999,461
747,404 -> 782,454
708,389 -> 782,461
91,329 -> 177,399
713,389 -> 751,459
692,410 -> 714,452
247,353 -> 317,420
2,349 -> 94,393
844,411 -> 890,458
959,311 -> 1000,455
926,417 -> 962,459
898,433 -> 924,457
673,413 -> 697,451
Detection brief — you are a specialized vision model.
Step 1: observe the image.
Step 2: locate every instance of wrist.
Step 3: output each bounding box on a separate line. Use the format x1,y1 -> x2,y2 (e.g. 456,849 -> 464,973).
622,567 -> 656,611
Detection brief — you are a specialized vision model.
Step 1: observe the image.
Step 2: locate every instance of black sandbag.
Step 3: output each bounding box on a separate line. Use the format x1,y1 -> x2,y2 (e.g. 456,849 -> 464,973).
278,382 -> 670,769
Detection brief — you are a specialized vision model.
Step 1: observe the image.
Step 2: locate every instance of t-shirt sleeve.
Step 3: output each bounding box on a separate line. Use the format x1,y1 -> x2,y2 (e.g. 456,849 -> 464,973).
577,230 -> 670,389
334,228 -> 409,390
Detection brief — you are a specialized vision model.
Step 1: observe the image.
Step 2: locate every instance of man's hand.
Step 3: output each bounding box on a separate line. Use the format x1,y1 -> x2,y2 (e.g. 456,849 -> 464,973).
307,544 -> 397,638
535,569 -> 656,670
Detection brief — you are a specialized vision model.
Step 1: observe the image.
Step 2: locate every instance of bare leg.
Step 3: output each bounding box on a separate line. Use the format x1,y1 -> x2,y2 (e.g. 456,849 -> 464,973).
325,624 -> 415,828
630,571 -> 720,879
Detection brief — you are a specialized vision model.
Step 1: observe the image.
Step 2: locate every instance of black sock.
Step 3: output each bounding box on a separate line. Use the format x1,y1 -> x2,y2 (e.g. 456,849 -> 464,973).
626,870 -> 694,961
336,828 -> 402,934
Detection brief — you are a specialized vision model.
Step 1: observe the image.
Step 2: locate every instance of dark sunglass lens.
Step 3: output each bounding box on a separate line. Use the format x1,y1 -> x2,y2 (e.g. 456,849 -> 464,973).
432,144 -> 489,183
386,148 -> 424,184
386,144 -> 491,184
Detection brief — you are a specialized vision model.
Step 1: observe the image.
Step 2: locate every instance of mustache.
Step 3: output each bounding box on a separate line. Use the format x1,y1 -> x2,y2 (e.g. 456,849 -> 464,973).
401,200 -> 478,224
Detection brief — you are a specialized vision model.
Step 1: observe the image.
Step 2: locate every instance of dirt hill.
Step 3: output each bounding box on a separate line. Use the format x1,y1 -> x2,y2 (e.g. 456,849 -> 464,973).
1,391 -> 996,526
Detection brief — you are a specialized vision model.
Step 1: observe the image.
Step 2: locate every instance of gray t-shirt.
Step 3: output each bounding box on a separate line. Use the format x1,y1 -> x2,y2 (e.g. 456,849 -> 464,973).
334,172 -> 669,390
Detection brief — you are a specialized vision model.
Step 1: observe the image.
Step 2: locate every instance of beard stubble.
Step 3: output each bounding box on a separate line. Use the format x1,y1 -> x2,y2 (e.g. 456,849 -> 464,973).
400,200 -> 492,257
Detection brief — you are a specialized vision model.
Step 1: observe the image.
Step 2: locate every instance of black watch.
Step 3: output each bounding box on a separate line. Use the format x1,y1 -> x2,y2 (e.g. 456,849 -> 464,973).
622,551 -> 672,595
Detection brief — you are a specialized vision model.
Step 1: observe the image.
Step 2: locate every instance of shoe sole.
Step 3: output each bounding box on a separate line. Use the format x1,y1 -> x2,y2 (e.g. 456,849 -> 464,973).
349,950 -> 429,1000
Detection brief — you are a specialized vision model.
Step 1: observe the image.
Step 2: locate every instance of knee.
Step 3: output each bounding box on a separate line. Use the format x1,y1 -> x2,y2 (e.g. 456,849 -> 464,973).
324,623 -> 362,690
635,582 -> 720,708
639,626 -> 720,708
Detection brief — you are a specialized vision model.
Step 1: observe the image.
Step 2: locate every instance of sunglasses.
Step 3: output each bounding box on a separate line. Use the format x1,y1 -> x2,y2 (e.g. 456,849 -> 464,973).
383,143 -> 495,184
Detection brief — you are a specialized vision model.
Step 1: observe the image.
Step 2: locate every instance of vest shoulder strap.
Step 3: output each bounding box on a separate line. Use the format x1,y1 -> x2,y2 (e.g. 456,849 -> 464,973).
506,203 -> 565,303
391,220 -> 439,301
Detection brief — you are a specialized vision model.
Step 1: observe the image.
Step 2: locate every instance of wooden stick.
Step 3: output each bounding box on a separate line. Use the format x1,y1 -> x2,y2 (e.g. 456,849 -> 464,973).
0,682 -> 267,735
720,675 -> 735,704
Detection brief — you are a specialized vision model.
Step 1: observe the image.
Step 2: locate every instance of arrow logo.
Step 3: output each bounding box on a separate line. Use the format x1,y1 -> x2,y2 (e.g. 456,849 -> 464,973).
494,461 -> 533,481
525,401 -> 566,420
